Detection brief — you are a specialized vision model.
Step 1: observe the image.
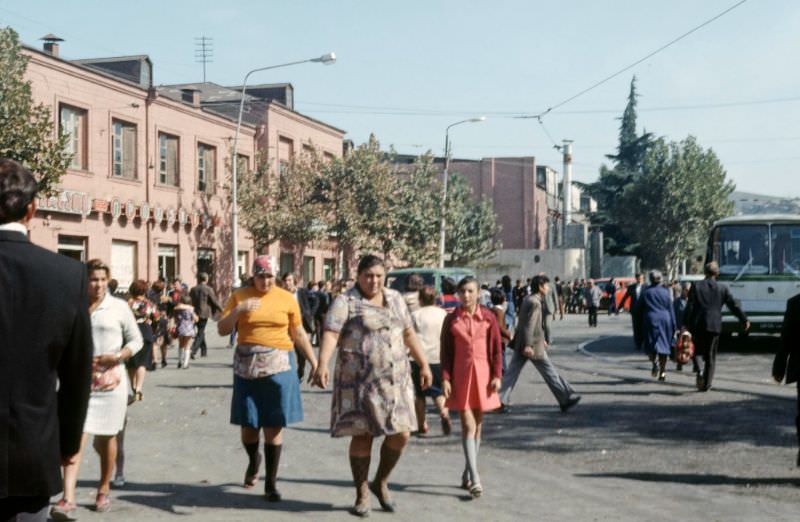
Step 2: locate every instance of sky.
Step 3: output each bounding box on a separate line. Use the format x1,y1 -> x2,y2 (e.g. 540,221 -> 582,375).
2,0 -> 799,197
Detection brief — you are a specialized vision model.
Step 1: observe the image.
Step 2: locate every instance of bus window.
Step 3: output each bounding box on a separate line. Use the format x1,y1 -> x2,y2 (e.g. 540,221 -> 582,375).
771,225 -> 800,276
714,225 -> 769,276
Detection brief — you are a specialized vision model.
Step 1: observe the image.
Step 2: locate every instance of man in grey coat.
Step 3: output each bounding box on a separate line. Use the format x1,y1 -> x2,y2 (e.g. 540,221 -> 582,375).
190,272 -> 222,358
498,274 -> 581,413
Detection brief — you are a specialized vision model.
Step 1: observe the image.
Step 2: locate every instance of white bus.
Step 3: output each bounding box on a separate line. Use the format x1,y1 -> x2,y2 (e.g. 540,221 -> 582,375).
707,214 -> 800,334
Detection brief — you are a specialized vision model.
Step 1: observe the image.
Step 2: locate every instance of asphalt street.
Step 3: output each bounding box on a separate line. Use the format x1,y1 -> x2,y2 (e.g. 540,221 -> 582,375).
60,312 -> 800,521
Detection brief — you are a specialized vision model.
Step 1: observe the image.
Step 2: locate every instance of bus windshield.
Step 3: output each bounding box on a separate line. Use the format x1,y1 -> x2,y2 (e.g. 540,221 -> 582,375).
771,224 -> 800,277
713,225 -> 770,277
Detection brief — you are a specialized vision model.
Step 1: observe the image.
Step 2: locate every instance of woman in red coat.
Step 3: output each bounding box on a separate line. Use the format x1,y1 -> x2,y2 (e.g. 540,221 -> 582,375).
440,276 -> 504,498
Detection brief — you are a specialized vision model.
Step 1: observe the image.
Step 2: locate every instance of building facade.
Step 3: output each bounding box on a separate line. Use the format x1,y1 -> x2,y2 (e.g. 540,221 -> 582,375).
22,41 -> 344,296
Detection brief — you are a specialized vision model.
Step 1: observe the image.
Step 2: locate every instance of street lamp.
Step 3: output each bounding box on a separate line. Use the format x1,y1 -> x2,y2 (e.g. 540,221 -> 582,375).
230,53 -> 336,289
438,116 -> 486,268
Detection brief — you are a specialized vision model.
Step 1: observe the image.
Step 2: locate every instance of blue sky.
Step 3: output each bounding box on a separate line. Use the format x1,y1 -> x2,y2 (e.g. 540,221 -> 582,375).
2,0 -> 798,196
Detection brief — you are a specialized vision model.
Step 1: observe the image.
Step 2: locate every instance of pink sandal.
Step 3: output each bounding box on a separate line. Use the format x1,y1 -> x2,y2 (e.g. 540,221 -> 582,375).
95,491 -> 111,512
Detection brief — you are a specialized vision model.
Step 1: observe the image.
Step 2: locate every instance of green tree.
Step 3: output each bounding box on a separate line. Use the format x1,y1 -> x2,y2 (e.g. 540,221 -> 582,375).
618,136 -> 734,273
0,27 -> 70,194
444,173 -> 501,266
237,150 -> 328,251
391,153 -> 441,266
581,76 -> 653,256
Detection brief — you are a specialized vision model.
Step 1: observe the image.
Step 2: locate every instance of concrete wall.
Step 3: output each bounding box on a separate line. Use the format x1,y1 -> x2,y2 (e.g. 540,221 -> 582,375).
471,248 -> 587,284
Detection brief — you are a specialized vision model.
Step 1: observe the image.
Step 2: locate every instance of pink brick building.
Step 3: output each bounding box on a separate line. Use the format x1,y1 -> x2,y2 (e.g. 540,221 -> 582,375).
22,41 -> 344,297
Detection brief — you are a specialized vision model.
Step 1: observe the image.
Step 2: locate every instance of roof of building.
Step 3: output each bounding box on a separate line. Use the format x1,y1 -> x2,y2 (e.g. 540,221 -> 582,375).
158,81 -> 345,133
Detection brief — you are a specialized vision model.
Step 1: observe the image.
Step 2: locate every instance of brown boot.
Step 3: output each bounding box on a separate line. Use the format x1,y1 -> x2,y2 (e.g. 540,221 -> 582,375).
369,442 -> 402,512
349,455 -> 371,517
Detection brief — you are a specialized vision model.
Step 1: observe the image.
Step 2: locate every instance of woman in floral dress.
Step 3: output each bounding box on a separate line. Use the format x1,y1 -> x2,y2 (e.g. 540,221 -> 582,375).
313,255 -> 432,517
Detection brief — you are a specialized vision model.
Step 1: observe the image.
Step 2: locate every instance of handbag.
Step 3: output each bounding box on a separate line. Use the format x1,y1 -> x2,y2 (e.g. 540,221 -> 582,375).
675,332 -> 695,365
234,344 -> 291,379
91,360 -> 123,392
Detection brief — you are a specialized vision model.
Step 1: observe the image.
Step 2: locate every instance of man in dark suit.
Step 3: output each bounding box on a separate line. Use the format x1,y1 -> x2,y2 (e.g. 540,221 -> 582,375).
281,272 -> 316,379
773,293 -> 800,467
621,273 -> 645,350
0,159 -> 93,521
683,261 -> 749,391
190,272 -> 222,358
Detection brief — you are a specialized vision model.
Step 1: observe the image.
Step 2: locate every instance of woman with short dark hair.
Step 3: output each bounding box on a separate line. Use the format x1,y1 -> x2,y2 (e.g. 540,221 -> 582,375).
313,254 -> 432,516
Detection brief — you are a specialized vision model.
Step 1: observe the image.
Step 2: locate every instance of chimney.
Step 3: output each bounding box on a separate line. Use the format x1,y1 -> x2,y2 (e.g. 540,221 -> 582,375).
40,34 -> 64,57
180,88 -> 202,108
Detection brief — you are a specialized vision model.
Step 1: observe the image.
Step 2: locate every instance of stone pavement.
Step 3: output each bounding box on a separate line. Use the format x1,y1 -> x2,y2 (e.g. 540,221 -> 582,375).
63,312 -> 800,521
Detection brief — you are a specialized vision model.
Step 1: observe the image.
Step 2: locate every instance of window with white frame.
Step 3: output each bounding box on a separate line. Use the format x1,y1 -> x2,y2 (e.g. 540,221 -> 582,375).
112,120 -> 137,179
159,133 -> 179,186
59,104 -> 88,170
197,143 -> 216,193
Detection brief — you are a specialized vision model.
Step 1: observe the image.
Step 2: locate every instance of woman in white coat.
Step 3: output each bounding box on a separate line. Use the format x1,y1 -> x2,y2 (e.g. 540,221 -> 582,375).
52,259 -> 142,519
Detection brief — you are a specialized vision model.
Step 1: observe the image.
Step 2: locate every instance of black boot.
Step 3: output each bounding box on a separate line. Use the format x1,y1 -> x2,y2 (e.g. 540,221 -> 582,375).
264,443 -> 282,502
369,442 -> 402,512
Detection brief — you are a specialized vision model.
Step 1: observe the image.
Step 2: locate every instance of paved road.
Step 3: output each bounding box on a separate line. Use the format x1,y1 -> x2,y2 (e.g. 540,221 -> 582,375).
63,312 -> 799,521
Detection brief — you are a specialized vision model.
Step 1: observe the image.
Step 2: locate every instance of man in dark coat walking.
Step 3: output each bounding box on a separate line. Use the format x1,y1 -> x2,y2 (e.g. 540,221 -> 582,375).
0,159 -> 93,521
773,293 -> 800,467
683,262 -> 749,391
621,273 -> 645,350
190,272 -> 222,358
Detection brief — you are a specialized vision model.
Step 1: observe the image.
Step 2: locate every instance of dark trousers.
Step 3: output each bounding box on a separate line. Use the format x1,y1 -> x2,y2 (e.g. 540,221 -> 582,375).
0,497 -> 49,522
191,318 -> 209,357
795,381 -> 800,450
588,306 -> 598,327
692,331 -> 719,391
631,313 -> 643,350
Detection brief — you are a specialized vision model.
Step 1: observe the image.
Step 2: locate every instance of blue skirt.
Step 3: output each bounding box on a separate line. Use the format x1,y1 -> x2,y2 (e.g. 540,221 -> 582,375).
230,350 -> 303,428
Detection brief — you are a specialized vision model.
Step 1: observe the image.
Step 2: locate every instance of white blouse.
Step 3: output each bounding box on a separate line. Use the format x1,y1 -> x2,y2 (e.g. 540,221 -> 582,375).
91,293 -> 143,357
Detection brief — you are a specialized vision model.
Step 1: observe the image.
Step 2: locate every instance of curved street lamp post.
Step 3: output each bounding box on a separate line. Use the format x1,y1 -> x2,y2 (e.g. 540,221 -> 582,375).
230,53 -> 336,289
438,116 -> 486,268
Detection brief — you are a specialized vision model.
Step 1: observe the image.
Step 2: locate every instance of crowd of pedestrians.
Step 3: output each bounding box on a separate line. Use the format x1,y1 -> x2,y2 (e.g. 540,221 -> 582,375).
2,156 -> 799,522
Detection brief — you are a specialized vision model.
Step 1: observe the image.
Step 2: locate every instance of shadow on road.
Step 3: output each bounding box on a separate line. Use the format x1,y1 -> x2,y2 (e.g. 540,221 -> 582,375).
78,480 -> 337,514
474,394 -> 797,454
575,471 -> 800,487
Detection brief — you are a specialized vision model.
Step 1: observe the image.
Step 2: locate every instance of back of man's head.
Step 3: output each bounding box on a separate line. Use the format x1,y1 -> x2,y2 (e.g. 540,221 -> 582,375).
704,262 -> 720,278
0,158 -> 37,225
197,272 -> 209,283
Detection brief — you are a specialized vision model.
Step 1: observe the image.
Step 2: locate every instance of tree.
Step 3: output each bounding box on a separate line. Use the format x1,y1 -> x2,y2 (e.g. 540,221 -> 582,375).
237,151 -> 328,252
581,76 -> 653,256
0,27 -> 71,194
391,153 -> 441,266
618,136 -> 734,273
444,172 -> 501,266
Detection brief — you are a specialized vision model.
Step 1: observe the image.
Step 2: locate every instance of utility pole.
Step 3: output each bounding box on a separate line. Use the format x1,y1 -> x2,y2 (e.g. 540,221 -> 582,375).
561,139 -> 573,247
194,36 -> 213,82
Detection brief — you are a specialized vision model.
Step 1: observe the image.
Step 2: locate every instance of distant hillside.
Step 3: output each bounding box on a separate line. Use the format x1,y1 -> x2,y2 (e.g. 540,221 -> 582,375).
729,191 -> 800,216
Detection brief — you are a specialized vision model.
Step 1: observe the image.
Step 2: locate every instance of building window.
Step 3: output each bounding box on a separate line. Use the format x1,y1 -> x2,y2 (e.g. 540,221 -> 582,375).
302,256 -> 315,285
278,136 -> 293,177
237,154 -> 249,173
237,251 -> 249,281
111,240 -> 137,293
197,248 -> 215,282
58,235 -> 87,262
59,104 -> 88,170
197,143 -> 216,193
280,252 -> 295,277
323,258 -> 335,282
158,245 -> 178,282
112,120 -> 137,179
158,133 -> 179,186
